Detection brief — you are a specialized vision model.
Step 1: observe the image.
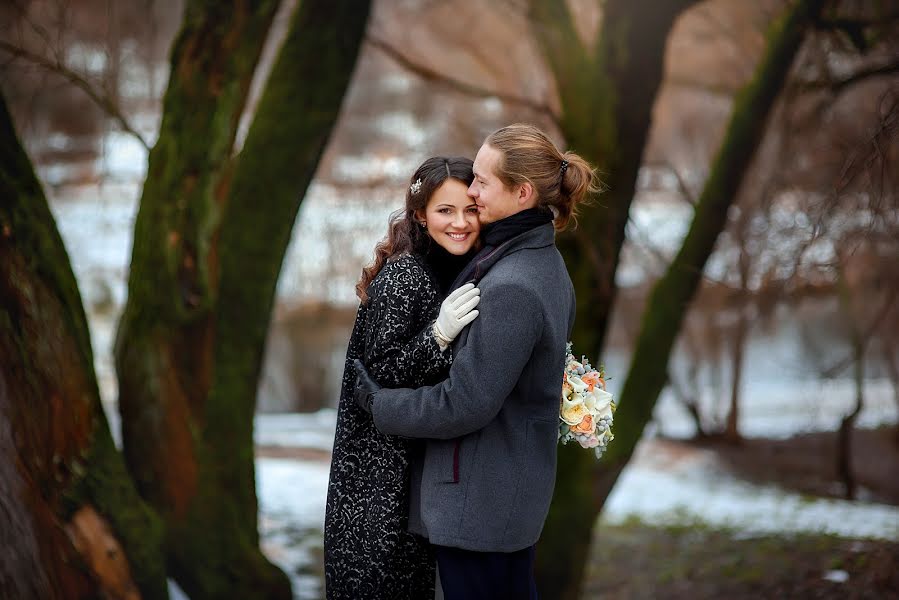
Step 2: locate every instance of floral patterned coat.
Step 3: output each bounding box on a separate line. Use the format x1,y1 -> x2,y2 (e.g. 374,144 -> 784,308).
324,253 -> 452,599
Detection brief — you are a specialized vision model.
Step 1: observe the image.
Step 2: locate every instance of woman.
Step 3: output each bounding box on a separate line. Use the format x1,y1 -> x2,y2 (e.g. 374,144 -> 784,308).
324,156 -> 482,599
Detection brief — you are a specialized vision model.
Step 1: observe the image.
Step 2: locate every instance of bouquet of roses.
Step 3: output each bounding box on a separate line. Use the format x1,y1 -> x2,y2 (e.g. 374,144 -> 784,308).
559,342 -> 615,458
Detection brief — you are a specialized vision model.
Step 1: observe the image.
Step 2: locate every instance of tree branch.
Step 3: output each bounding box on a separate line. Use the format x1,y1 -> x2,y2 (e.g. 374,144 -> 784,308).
825,61 -> 899,95
820,287 -> 899,378
0,39 -> 150,150
365,34 -> 561,128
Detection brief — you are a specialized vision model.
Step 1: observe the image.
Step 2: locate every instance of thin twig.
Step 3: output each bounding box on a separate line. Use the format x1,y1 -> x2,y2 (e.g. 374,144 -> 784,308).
792,61 -> 899,96
0,39 -> 150,150
821,287 -> 899,378
365,34 -> 562,129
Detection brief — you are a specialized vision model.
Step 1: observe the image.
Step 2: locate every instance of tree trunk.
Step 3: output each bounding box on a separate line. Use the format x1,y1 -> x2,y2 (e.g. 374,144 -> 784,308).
670,363 -> 708,438
208,0 -> 372,522
835,267 -> 866,500
598,0 -> 826,518
724,307 -> 748,443
529,1 -> 696,596
0,92 -> 168,600
838,344 -> 864,500
113,1 -> 370,597
881,344 -> 899,445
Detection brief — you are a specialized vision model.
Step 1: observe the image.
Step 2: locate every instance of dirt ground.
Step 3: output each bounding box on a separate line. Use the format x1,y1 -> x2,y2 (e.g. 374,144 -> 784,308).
581,426 -> 899,599
583,520 -> 899,599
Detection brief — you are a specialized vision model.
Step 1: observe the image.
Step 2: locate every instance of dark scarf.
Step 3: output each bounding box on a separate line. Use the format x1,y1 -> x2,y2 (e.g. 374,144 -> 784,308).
480,207 -> 554,247
449,207 -> 554,290
423,242 -> 477,296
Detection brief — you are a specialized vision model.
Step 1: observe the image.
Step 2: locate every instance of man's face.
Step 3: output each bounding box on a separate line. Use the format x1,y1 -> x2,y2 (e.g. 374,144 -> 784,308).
468,144 -> 522,225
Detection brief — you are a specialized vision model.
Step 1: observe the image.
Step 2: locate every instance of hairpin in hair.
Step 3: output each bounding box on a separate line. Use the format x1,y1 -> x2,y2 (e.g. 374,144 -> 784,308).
560,159 -> 569,175
410,178 -> 422,195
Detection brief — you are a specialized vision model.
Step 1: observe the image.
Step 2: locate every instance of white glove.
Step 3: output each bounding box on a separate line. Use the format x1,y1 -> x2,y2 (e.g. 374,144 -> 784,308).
433,282 -> 480,350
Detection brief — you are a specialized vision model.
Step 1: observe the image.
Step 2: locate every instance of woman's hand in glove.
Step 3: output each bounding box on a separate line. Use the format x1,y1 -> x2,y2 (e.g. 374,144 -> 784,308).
433,282 -> 480,349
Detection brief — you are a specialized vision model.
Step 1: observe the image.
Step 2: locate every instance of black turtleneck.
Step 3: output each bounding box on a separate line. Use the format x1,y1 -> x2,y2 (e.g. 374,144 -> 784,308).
480,207 -> 554,247
423,242 -> 477,296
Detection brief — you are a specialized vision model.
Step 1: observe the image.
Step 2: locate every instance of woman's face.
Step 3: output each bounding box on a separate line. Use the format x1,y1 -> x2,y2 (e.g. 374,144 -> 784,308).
417,179 -> 480,255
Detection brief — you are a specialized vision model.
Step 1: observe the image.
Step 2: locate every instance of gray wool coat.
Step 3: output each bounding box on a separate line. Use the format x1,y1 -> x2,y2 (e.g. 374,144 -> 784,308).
370,223 -> 576,552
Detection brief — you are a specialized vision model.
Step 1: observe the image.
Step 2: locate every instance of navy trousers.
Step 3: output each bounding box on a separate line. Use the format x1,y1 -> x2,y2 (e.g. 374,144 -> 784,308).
434,544 -> 538,600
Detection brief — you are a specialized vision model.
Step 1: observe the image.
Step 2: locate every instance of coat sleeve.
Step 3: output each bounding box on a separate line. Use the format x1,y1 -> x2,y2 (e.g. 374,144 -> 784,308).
371,280 -> 544,439
362,263 -> 452,388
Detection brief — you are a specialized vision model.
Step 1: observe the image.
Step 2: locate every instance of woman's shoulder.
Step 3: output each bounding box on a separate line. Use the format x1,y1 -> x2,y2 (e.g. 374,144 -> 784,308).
385,252 -> 423,268
370,253 -> 434,296
379,252 -> 429,277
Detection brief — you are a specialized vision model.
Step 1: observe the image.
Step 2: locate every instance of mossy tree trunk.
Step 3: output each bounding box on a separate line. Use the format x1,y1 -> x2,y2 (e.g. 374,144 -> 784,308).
0,92 -> 168,600
532,0 -> 826,595
528,1 -> 697,595
113,0 -> 370,597
602,0 -> 826,528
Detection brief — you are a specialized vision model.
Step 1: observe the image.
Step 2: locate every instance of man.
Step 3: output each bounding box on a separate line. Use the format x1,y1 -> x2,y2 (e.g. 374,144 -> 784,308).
355,123 -> 595,598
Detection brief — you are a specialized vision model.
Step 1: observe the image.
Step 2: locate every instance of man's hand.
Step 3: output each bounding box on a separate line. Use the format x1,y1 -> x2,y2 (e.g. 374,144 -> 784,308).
353,359 -> 382,414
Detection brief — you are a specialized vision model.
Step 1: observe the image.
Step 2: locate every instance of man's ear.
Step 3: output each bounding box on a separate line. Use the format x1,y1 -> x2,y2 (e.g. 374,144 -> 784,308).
517,182 -> 535,206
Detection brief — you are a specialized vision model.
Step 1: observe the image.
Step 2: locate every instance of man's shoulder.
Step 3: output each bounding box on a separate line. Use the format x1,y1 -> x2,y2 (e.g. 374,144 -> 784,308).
485,243 -> 566,280
479,245 -> 573,311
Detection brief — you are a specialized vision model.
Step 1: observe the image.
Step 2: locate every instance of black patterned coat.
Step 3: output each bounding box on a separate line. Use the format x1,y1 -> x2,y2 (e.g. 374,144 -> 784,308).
324,253 -> 452,599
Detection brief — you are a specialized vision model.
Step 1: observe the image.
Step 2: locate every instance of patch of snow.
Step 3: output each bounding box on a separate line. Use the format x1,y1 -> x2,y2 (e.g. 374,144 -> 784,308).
167,579 -> 189,600
255,410 -> 338,453
822,569 -> 850,583
99,131 -> 148,180
602,439 -> 899,541
257,458 -> 331,600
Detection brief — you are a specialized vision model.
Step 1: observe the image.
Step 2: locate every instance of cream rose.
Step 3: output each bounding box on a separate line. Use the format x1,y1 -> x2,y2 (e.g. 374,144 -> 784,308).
560,396 -> 589,425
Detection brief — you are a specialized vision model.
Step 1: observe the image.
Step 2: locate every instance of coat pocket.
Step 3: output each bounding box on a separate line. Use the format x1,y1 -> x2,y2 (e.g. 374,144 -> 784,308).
427,438 -> 461,484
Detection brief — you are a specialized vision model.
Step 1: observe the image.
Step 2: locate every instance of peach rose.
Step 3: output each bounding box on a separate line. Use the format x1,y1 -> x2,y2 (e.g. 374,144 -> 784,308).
581,371 -> 601,391
570,414 -> 595,435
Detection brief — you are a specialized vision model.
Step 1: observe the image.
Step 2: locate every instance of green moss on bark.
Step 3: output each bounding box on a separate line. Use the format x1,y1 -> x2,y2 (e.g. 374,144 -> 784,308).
115,1 -> 371,597
530,1 -> 694,596
1,91 -> 169,600
208,0 -> 373,536
613,0 -> 826,466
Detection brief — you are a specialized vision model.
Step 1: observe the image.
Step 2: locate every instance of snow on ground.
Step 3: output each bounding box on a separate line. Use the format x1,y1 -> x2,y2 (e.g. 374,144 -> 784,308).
601,438 -> 899,540
252,399 -> 899,599
257,459 -> 331,599
255,410 -> 338,453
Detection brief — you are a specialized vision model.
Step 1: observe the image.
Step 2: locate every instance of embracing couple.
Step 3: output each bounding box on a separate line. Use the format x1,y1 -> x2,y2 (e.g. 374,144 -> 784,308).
324,123 -> 598,599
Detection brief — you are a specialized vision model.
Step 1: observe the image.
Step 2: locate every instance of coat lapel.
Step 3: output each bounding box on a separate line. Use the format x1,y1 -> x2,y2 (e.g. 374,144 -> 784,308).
449,223 -> 555,291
